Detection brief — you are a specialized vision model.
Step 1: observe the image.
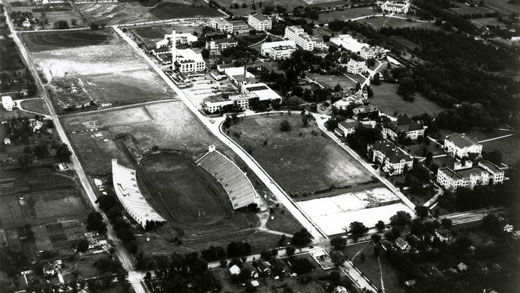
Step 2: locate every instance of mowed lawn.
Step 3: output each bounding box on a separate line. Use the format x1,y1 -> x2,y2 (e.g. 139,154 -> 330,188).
370,82 -> 445,117
356,17 -> 438,30
228,114 -> 374,195
149,3 -> 224,19
139,154 -> 231,225
482,133 -> 520,165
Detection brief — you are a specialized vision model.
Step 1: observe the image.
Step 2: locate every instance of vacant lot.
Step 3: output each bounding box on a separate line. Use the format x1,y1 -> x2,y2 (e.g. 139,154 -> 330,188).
21,30 -> 110,52
357,16 -> 438,30
227,114 -> 375,195
62,101 -> 221,175
140,154 -> 231,225
149,3 -> 223,19
308,73 -> 357,90
483,0 -> 520,15
370,82 -> 445,117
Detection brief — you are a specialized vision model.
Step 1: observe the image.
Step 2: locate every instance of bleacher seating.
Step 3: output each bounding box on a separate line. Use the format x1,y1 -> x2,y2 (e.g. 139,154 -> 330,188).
197,148 -> 256,209
112,160 -> 165,228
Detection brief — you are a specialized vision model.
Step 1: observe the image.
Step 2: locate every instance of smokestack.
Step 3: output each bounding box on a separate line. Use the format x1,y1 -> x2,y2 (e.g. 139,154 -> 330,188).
243,66 -> 246,85
171,30 -> 176,70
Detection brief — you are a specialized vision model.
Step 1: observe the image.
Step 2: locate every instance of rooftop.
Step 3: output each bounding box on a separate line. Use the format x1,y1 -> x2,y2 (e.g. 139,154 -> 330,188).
250,13 -> 270,22
373,140 -> 412,163
445,133 -> 480,148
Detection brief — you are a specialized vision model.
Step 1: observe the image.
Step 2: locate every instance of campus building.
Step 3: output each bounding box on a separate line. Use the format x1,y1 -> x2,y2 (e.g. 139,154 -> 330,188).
202,82 -> 282,113
112,160 -> 166,228
369,140 -> 414,176
382,114 -> 427,141
345,59 -> 368,74
260,40 -> 297,60
284,25 -> 324,51
155,30 -> 198,49
248,13 -> 272,31
437,161 -> 505,191
206,38 -> 239,52
380,1 -> 411,14
2,96 -> 14,111
209,18 -> 233,33
334,120 -> 360,137
444,133 -> 482,159
170,31 -> 206,73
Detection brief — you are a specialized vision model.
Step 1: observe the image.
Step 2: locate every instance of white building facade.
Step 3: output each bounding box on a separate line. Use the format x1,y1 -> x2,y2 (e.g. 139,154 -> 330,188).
248,14 -> 272,31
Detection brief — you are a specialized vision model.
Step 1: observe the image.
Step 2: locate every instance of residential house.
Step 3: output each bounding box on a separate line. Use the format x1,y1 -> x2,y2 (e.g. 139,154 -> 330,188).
436,160 -> 504,191
370,140 -> 414,176
345,59 -> 368,74
352,105 -> 379,120
256,261 -> 272,276
382,114 -> 427,141
260,40 -> 297,60
444,133 -> 482,159
395,237 -> 411,251
2,96 -> 14,111
360,46 -> 376,59
335,120 -> 360,137
248,13 -> 272,31
229,265 -> 241,275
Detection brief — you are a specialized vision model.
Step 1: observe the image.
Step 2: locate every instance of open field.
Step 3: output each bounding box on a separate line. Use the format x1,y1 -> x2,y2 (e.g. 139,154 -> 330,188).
139,154 -> 231,225
308,73 -> 357,90
356,16 -> 438,30
315,7 -> 375,22
149,2 -> 223,19
482,133 -> 520,165
19,98 -> 49,115
0,27 -> 25,71
370,82 -> 445,117
227,114 -> 375,195
130,23 -> 201,47
297,187 -> 413,235
449,2 -> 496,16
470,17 -> 507,28
23,29 -> 174,111
483,0 -> 520,15
62,100 -> 221,174
21,30 -> 111,52
344,242 -> 404,293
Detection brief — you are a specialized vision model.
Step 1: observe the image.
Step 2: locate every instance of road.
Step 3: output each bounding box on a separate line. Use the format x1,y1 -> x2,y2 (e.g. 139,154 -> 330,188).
3,8 -> 146,293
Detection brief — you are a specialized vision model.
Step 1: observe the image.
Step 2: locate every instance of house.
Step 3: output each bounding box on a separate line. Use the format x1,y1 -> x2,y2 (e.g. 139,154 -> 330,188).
335,120 -> 360,137
444,133 -> 482,159
370,140 -> 414,176
404,280 -> 416,287
380,1 -> 411,14
230,20 -> 250,34
248,13 -> 272,31
42,260 -> 62,277
394,237 -> 411,251
360,46 -> 376,59
345,59 -> 368,74
4,137 -> 11,145
352,105 -> 379,121
260,40 -> 297,60
256,261 -> 272,275
284,25 -> 324,51
457,262 -> 468,272
229,265 -> 241,275
22,18 -> 31,28
2,96 -> 14,111
436,160 -> 504,191
206,38 -> 238,52
382,114 -> 427,141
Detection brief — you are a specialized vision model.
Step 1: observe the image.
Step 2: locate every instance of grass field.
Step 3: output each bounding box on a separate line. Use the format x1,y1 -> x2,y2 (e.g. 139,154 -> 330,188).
227,114 -> 375,195
21,30 -> 110,52
482,133 -> 520,165
308,73 -> 357,90
316,7 -> 375,22
370,82 -> 445,117
139,154 -> 231,225
20,98 -> 49,115
356,16 -> 438,30
449,2 -> 496,15
149,3 -> 223,19
470,17 -> 506,28
482,0 -> 520,15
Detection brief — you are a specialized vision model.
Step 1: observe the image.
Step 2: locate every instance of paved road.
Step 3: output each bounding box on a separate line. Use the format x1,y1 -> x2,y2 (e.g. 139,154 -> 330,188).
3,8 -> 146,293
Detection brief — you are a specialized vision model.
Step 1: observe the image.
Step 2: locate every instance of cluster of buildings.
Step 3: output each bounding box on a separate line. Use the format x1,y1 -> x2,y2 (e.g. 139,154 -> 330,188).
209,14 -> 273,35
284,25 -> 326,51
344,59 -> 368,74
379,1 -> 411,14
331,34 -> 388,59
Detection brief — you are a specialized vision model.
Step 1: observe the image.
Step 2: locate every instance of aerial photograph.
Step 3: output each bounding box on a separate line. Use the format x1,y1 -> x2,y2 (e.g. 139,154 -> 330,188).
0,0 -> 519,292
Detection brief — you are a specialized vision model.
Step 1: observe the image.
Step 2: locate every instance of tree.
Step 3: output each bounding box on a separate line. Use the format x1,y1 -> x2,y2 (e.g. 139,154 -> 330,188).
86,211 -> 107,234
280,120 -> 291,132
278,234 -> 287,247
334,83 -> 343,92
415,206 -> 429,219
201,48 -> 210,59
371,233 -> 381,243
330,251 -> 345,267
291,229 -> 312,247
90,22 -> 100,30
286,245 -> 296,256
372,73 -> 381,85
348,221 -> 368,240
441,218 -> 452,229
289,257 -> 314,274
390,211 -> 412,227
77,239 -> 89,252
330,237 -> 346,249
56,143 -> 72,162
301,115 -> 309,127
376,220 -> 386,231
227,241 -> 251,258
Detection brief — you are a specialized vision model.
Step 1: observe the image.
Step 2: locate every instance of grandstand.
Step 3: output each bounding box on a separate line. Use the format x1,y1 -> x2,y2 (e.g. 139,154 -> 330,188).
112,160 -> 166,228
196,146 -> 257,209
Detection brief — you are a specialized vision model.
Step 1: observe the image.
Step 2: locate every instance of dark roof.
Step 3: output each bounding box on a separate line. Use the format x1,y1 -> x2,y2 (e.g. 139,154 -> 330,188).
386,114 -> 423,133
373,140 -> 412,164
339,120 -> 360,129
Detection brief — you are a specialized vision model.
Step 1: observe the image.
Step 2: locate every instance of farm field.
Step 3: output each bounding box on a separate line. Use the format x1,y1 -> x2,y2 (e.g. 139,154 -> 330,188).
356,16 -> 438,30
482,0 -> 520,15
370,82 -> 445,117
23,29 -> 175,111
308,73 -> 357,90
227,114 -> 375,196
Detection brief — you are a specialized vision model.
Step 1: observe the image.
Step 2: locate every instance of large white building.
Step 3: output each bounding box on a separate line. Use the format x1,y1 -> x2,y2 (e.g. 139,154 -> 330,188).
2,96 -> 14,111
248,13 -> 272,31
444,133 -> 482,159
260,40 -> 297,60
173,49 -> 206,73
370,140 -> 414,176
437,161 -> 505,191
331,34 -> 369,53
209,18 -> 233,33
155,30 -> 198,49
345,59 -> 368,74
380,1 -> 410,14
382,114 -> 427,141
112,160 -> 166,228
284,26 -> 324,51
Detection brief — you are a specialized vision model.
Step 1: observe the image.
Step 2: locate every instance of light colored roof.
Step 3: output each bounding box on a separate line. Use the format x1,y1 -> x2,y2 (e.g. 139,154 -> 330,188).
196,149 -> 256,209
445,133 -> 480,148
242,83 -> 282,101
330,34 -> 369,52
261,40 -> 296,50
478,160 -> 504,175
176,49 -> 204,63
112,160 -> 165,227
250,13 -> 270,22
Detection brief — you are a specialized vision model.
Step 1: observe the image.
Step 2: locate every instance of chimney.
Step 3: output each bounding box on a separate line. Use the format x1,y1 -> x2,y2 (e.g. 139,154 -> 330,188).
243,66 -> 246,84
171,30 -> 177,70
